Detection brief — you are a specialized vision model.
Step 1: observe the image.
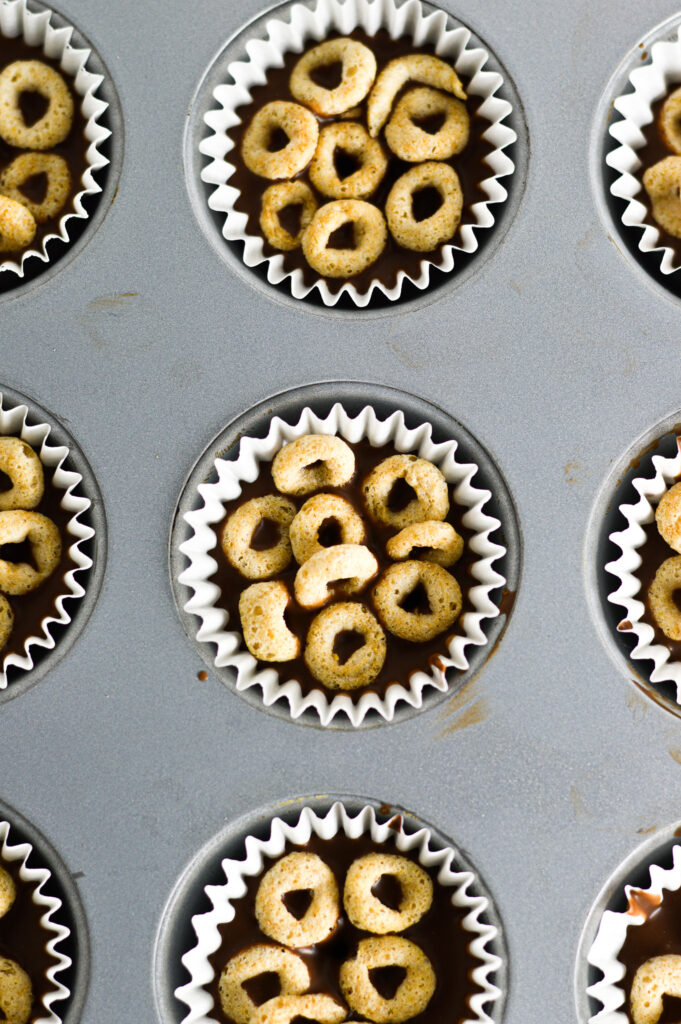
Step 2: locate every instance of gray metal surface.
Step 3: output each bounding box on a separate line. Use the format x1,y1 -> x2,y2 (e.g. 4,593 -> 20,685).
3,0 -> 681,1022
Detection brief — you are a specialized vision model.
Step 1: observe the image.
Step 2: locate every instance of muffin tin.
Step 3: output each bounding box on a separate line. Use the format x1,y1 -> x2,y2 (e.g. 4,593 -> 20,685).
4,0 -> 681,1022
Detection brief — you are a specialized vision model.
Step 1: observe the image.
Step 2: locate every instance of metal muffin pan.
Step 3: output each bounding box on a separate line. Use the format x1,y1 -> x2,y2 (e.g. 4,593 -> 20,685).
3,0 -> 681,1021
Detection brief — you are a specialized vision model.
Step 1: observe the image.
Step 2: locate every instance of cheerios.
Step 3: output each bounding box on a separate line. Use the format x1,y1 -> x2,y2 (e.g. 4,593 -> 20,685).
373,561 -> 462,642
386,520 -> 463,568
255,852 -> 340,947
272,435 -> 355,495
0,61 -> 73,149
656,482 -> 681,553
362,454 -> 449,529
251,995 -> 347,1024
339,936 -> 435,1024
221,495 -> 296,580
239,581 -> 300,662
0,510 -> 61,596
385,87 -> 469,162
643,156 -> 681,238
0,957 -> 32,1024
242,101 -> 319,180
648,555 -> 681,640
386,162 -> 463,252
343,852 -> 432,933
290,493 -> 365,564
0,867 -> 15,919
219,944 -> 310,1024
302,199 -> 387,277
0,153 -> 71,222
294,544 -> 378,609
0,438 -> 44,511
0,196 -> 35,253
290,38 -> 377,117
0,596 -> 11,655
367,54 -> 466,137
309,123 -> 387,199
630,955 -> 681,1024
260,181 -> 317,250
661,87 -> 681,155
304,601 -> 386,689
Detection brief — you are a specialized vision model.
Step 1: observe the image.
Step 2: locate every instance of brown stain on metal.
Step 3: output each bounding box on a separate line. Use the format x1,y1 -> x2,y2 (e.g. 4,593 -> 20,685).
197,670 -> 208,681
87,293 -> 140,311
378,803 -> 393,817
439,696 -> 489,737
674,826 -> 681,838
564,460 -> 583,485
669,747 -> 681,766
570,784 -> 589,821
386,814 -> 403,832
626,888 -> 661,918
618,619 -> 632,631
636,824 -> 657,835
498,588 -> 516,618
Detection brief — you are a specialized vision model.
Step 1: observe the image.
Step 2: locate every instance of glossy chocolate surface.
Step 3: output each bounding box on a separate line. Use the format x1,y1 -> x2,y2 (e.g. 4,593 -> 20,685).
0,33 -> 88,257
619,884 -> 681,1022
227,28 -> 495,294
212,439 -> 482,700
207,830 -> 484,1024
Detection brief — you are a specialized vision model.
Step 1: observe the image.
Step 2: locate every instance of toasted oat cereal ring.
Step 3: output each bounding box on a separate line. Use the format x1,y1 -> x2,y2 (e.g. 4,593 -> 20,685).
272,435 -> 355,495
385,87 -> 470,162
643,156 -> 681,238
0,153 -> 71,223
309,122 -> 388,199
0,957 -> 32,1024
0,61 -> 73,150
386,520 -> 463,568
302,199 -> 387,277
260,181 -> 317,251
0,510 -> 61,596
386,162 -> 463,252
294,544 -> 378,609
656,482 -> 681,553
339,936 -> 435,1023
367,54 -> 466,137
251,995 -> 347,1024
0,195 -> 35,253
373,560 -> 462,642
0,867 -> 15,919
0,596 -> 11,655
0,438 -> 44,511
630,954 -> 681,1024
304,601 -> 386,689
222,495 -> 297,580
219,944 -> 310,1024
661,87 -> 681,154
343,852 -> 433,933
255,851 -> 340,947
290,38 -> 377,117
239,581 -> 301,662
290,493 -> 365,564
362,454 -> 449,529
648,555 -> 681,640
242,101 -> 319,180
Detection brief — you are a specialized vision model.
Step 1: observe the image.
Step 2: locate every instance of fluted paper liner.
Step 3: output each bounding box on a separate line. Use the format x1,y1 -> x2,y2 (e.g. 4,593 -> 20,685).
607,25 -> 681,275
0,0 -> 110,278
200,0 -> 516,307
176,800 -> 503,1024
0,817 -> 72,1023
0,392 -> 94,687
178,401 -> 506,727
606,438 -> 681,699
587,844 -> 681,1023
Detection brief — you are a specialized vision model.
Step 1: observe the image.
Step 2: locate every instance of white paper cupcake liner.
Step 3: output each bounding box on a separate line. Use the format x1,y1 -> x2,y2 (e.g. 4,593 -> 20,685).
0,0 -> 110,278
200,0 -> 516,307
178,401 -> 506,727
605,436 -> 681,698
607,25 -> 681,275
0,392 -> 94,687
176,800 -> 503,1024
0,817 -> 72,1023
587,844 -> 681,1023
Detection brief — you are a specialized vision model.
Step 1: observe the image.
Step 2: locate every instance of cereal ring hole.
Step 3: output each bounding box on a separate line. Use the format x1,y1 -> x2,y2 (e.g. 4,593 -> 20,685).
368,966 -> 408,1000
281,888 -> 314,920
332,628 -> 366,664
333,147 -> 362,181
412,186 -> 444,223
309,61 -> 344,91
250,517 -> 282,551
242,973 -> 282,1006
412,111 -> 447,135
268,127 -> 291,153
0,470 -> 11,493
18,90 -> 49,128
387,477 -> 419,512
0,537 -> 35,569
317,517 -> 344,548
370,873 -> 404,911
398,580 -> 432,616
18,172 -> 48,206
277,203 -> 304,238
327,221 -> 357,250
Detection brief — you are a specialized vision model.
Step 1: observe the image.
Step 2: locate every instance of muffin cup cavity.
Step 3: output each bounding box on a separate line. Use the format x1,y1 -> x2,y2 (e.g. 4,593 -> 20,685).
175,800 -> 503,1024
199,0 -> 516,308
177,400 -> 506,727
0,391 -> 95,689
0,0 -> 111,279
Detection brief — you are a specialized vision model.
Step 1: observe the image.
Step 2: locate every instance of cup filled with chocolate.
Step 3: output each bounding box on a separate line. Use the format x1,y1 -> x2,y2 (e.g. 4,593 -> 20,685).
0,0 -> 110,279
176,799 -> 503,1024
200,0 -> 516,306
